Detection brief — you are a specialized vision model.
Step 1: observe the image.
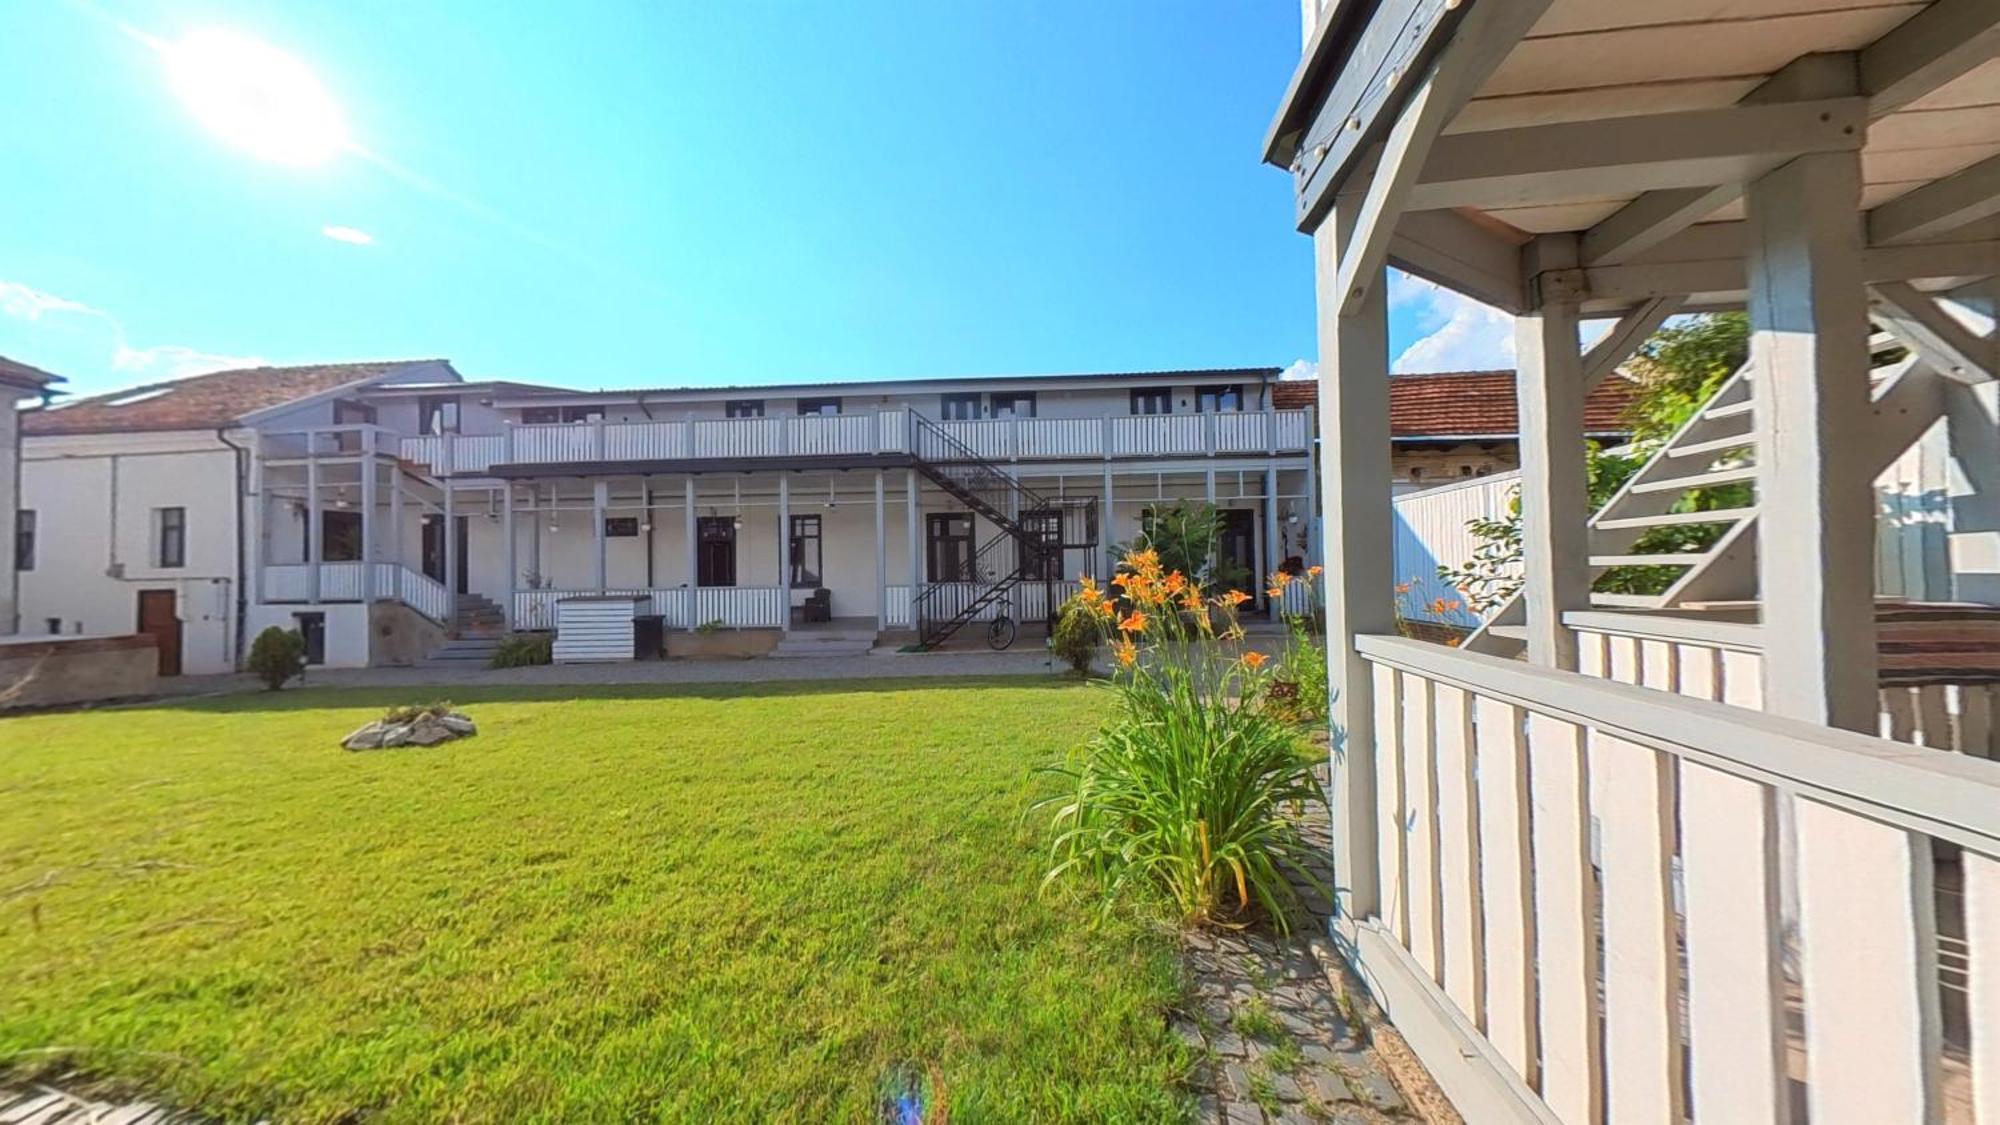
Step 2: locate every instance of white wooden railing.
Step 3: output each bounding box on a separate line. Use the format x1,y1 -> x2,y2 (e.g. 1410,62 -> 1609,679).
397,409 -> 1313,475
886,585 -> 913,629
513,587 -> 784,630
259,564 -> 450,623
514,588 -> 690,631
1349,633 -> 2000,1124
1568,611 -> 2000,760
691,587 -> 786,628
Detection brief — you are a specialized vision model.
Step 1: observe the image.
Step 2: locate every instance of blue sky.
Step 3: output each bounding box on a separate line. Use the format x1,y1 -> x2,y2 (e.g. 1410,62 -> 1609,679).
0,0 -> 1510,399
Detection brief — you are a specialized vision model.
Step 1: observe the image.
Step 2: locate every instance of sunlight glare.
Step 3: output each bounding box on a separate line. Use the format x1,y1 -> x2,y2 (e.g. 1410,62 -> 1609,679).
164,29 -> 349,167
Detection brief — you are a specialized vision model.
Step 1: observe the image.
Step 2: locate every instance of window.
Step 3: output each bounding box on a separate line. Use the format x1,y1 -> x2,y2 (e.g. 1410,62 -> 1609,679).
989,392 -> 1036,419
417,395 -> 460,435
604,517 -> 640,537
796,396 -> 841,416
333,400 -> 377,452
322,511 -> 362,562
926,513 -> 975,582
294,612 -> 326,665
941,393 -> 982,421
724,399 -> 765,418
1130,387 -> 1173,415
45,618 -> 61,635
1021,508 -> 1063,579
14,509 -> 34,572
522,405 -> 601,424
156,507 -> 186,569
789,515 -> 823,587
1196,384 -> 1243,412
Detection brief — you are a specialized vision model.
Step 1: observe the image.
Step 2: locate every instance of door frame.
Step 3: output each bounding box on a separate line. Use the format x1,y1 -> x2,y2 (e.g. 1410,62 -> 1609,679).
135,588 -> 182,677
697,516 -> 737,587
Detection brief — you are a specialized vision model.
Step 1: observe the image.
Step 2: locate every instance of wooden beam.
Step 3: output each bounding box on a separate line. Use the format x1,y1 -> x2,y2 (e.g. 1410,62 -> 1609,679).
1869,154 -> 2000,247
1860,0 -> 2000,116
1410,99 -> 1867,214
1871,281 -> 1999,385
1581,297 -> 1681,390
1388,209 -> 1528,315
1577,235 -> 2000,307
1514,239 -> 1589,671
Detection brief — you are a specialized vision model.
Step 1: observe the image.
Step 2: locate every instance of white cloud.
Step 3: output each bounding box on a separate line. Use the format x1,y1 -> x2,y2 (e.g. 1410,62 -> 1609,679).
0,279 -> 264,384
321,224 -> 375,246
1279,358 -> 1317,381
1388,271 -> 1516,374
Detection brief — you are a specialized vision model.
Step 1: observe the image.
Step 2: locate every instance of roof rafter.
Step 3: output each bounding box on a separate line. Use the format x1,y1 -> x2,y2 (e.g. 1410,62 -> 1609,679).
1869,154 -> 2000,247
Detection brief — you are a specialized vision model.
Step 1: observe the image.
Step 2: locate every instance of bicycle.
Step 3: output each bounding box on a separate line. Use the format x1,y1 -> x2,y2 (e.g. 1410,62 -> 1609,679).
986,591 -> 1017,651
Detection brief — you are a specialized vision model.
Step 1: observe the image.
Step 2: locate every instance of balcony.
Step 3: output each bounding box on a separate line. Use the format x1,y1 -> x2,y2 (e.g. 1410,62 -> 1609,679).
397,408 -> 1314,476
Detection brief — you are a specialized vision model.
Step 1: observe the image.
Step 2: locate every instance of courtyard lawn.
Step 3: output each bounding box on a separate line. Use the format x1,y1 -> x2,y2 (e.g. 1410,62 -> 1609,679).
0,679 -> 1189,1123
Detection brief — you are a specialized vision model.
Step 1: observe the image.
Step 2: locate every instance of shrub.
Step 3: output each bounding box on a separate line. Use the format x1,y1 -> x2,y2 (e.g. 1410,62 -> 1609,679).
1036,556 -> 1325,933
489,633 -> 553,668
1049,593 -> 1103,674
383,700 -> 453,724
695,618 -> 724,635
1267,569 -> 1329,724
246,626 -> 306,691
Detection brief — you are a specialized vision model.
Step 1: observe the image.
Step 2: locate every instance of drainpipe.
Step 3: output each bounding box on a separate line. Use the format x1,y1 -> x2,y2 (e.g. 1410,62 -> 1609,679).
216,425 -> 251,669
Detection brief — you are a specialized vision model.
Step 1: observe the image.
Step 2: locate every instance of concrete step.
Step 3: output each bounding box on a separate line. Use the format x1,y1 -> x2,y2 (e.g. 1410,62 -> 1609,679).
769,639 -> 876,658
428,637 -> 503,662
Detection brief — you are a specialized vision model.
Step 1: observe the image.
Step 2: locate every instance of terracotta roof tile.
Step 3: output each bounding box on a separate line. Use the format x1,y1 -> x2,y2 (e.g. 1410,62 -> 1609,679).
20,360 -> 448,436
1272,369 -> 1637,438
0,355 -> 63,392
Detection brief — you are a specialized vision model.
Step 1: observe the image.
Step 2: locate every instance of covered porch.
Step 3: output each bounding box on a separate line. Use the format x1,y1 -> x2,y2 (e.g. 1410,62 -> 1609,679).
1278,0 -> 2000,1121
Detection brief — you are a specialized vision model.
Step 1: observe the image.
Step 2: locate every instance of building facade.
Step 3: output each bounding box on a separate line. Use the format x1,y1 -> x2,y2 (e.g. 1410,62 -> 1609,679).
18,362 -> 1317,670
3,357 -> 63,636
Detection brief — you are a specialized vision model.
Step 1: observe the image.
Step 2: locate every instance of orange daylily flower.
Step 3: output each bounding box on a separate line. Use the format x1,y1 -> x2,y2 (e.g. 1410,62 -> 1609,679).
1164,572 -> 1187,595
1240,650 -> 1268,670
1114,638 -> 1139,667
1118,611 -> 1149,634
1222,589 -> 1251,607
1267,586 -> 1285,599
1269,570 -> 1292,588
1307,565 -> 1323,577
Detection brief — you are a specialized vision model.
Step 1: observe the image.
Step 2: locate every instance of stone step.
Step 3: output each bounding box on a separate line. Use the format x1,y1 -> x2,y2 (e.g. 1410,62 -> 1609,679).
769,640 -> 876,658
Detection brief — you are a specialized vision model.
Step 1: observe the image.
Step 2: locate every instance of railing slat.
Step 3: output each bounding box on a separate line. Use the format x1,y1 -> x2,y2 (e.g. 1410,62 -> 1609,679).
1528,712 -> 1603,1124
1401,673 -> 1443,980
1968,852 -> 2000,1123
1677,643 -> 1721,702
1593,733 -> 1685,1120
1373,663 -> 1408,945
1721,648 -> 1764,710
1681,762 -> 1790,1125
1886,687 -> 1919,743
1919,685 -> 1953,751
1966,686 -> 1997,761
1639,638 -> 1676,692
1796,798 -> 1943,1123
1432,683 -> 1483,1024
1473,695 -> 1538,1086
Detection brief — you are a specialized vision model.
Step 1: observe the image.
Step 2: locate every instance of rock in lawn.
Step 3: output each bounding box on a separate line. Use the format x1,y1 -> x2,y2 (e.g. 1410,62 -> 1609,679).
341,722 -> 387,751
439,714 -> 477,736
343,710 -> 477,751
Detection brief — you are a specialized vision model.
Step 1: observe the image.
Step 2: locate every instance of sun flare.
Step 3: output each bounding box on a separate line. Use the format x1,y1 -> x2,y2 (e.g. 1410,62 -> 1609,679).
164,28 -> 349,167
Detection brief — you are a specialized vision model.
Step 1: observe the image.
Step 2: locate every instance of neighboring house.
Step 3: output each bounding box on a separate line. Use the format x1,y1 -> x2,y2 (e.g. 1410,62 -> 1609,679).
1272,370 -> 1638,494
3,356 -> 64,635
17,360 -> 461,674
18,362 -> 1314,670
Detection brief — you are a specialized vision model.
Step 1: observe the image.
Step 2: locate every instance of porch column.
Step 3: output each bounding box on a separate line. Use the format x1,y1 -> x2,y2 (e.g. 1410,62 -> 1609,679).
360,456 -> 377,601
389,469 -> 403,573
592,480 -> 609,592
1748,152 -> 1876,729
778,474 -> 791,632
684,476 -> 698,632
1514,237 -> 1590,671
1945,279 -> 2000,605
1263,465 -> 1279,619
528,483 -> 542,587
874,471 -> 888,631
502,482 -> 515,630
906,469 -> 921,593
443,483 -> 457,624
1314,199 -> 1394,925
1101,465 -> 1115,579
247,432 -> 264,606
306,443 -> 322,604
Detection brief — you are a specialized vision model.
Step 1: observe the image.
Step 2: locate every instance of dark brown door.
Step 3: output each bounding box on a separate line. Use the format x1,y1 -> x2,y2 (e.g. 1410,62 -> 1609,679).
697,517 -> 736,587
136,589 -> 181,676
1218,509 -> 1257,596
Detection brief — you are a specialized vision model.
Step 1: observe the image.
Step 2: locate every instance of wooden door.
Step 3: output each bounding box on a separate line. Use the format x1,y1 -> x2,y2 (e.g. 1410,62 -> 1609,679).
136,589 -> 181,676
1218,509 -> 1256,593
697,517 -> 736,586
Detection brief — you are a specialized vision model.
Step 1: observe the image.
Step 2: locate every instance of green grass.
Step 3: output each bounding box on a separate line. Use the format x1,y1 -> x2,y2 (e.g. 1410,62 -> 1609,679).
0,679 -> 1190,1123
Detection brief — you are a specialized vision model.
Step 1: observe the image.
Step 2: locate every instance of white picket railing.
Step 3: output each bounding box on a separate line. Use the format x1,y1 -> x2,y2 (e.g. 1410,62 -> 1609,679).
885,585 -> 913,629
913,580 -> 1081,624
259,564 -> 450,623
514,588 -> 689,631
1351,634 -> 2000,1125
691,586 -> 786,628
396,409 -> 1314,474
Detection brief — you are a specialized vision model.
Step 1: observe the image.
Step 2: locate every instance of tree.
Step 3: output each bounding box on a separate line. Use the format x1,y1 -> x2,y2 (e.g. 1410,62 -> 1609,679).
247,626 -> 307,691
1119,500 -> 1250,592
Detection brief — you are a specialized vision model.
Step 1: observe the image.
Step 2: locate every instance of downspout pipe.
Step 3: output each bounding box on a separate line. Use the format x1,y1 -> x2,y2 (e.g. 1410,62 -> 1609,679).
216,425 -> 251,670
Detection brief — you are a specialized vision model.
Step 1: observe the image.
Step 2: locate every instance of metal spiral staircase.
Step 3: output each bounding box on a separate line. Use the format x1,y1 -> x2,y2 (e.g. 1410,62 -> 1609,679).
1467,328 -> 1947,657
905,412 -> 1098,650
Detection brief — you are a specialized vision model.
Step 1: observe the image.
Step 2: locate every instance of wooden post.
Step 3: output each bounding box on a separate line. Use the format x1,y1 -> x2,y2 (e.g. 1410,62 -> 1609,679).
1316,198 -> 1395,925
502,482 -> 515,630
442,483 -> 457,624
247,432 -> 264,607
684,476 -> 698,632
1101,464 -> 1115,579
592,479 -> 609,593
778,473 -> 791,632
1263,465 -> 1280,619
388,466 -> 403,573
1515,237 -> 1589,670
1748,152 -> 1876,730
306,441 -> 322,604
360,455 -> 376,601
906,469 -> 921,591
874,471 -> 888,631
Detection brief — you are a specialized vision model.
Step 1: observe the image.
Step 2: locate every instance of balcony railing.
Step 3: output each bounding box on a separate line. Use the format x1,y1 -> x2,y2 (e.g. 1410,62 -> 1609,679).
260,563 -> 450,623
397,408 -> 1313,476
512,587 -> 786,631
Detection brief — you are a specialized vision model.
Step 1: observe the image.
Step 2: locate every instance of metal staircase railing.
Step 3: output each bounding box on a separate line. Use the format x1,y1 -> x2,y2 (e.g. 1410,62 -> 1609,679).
904,411 -> 1097,650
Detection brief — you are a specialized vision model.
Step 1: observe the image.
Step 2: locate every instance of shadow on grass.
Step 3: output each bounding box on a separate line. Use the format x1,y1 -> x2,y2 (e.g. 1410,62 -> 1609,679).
118,673 -> 1105,716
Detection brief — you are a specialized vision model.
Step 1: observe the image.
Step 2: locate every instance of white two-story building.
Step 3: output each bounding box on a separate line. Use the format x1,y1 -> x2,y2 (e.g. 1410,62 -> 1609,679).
17,360 -> 1317,671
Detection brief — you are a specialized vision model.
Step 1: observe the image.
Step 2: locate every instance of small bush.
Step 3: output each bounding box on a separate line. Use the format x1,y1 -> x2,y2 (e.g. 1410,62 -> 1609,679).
246,626 -> 306,691
1267,570 -> 1329,724
695,618 -> 724,635
489,633 -> 553,668
383,700 -> 453,724
1049,594 -> 1103,674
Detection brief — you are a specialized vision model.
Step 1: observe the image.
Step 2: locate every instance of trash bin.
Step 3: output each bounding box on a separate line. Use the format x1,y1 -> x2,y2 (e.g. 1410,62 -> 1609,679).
633,615 -> 665,660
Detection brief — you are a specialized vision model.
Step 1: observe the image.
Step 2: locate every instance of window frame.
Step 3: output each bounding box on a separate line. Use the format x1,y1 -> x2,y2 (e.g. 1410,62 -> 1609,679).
417,395 -> 460,435
796,396 -> 842,417
724,399 -> 766,419
940,392 -> 983,421
157,507 -> 187,569
604,516 -> 641,538
926,513 -> 976,582
14,509 -> 34,573
789,514 -> 823,587
1129,387 -> 1173,415
521,405 -> 602,425
1196,384 -> 1244,413
988,391 -> 1036,419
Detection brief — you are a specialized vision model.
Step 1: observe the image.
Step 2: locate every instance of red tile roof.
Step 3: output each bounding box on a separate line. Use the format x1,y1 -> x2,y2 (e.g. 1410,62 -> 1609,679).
0,355 -> 63,392
1272,369 -> 1638,439
20,360 -> 446,436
